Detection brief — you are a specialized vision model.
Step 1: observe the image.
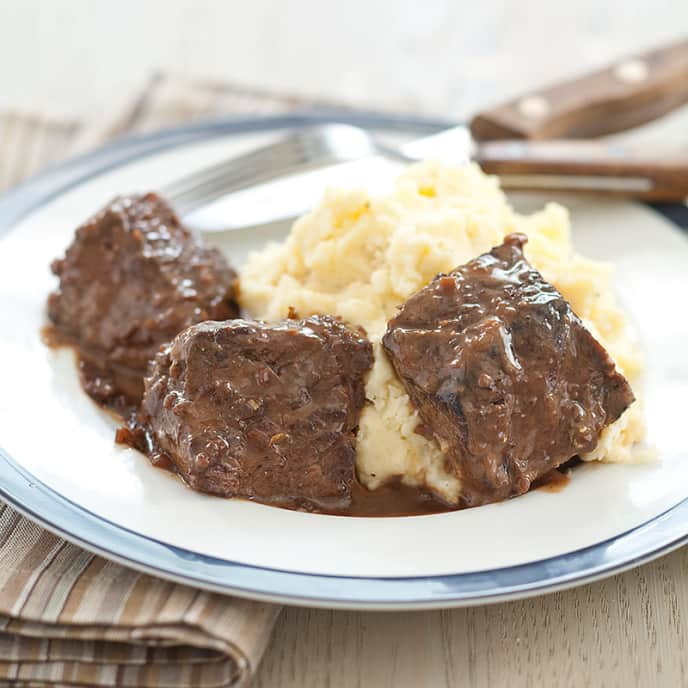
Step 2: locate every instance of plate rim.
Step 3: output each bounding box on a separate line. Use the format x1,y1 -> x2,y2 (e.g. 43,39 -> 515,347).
1,111 -> 687,610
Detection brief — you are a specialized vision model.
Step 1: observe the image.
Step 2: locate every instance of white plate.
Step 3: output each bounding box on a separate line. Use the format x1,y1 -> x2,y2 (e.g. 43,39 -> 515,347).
0,114 -> 687,609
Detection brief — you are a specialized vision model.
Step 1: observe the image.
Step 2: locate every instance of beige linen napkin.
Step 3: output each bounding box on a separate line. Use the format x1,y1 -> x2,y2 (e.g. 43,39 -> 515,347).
0,74 -> 335,687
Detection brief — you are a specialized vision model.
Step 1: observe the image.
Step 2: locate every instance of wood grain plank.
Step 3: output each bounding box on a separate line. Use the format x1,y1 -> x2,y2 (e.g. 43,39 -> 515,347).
253,547 -> 688,687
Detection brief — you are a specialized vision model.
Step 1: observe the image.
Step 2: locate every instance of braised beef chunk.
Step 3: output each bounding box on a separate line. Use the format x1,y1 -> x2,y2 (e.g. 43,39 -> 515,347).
382,233 -> 635,507
131,316 -> 373,510
47,193 -> 238,411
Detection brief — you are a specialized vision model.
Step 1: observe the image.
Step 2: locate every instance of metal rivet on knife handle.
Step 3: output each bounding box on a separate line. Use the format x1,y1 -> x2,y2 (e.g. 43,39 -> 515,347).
469,38 -> 688,140
614,59 -> 649,84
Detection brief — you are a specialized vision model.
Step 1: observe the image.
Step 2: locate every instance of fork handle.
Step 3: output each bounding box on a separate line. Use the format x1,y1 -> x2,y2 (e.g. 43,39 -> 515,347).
470,39 -> 688,141
475,140 -> 688,201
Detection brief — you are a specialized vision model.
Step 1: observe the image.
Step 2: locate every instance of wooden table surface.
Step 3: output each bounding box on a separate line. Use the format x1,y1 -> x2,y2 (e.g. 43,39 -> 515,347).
255,547 -> 688,687
2,2 -> 687,686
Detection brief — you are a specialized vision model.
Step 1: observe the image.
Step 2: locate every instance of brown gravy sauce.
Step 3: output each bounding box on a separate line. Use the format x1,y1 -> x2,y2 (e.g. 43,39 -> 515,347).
44,326 -> 576,517
532,467 -> 571,493
41,324 -> 64,349
335,479 -> 453,517
43,325 -> 142,417
115,419 -> 456,517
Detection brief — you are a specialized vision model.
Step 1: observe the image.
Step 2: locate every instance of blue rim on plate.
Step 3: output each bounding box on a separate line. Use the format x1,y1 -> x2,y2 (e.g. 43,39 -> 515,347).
0,112 -> 687,610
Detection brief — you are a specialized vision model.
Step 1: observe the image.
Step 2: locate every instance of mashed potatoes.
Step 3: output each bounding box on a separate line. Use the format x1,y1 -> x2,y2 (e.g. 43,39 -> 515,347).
240,161 -> 646,503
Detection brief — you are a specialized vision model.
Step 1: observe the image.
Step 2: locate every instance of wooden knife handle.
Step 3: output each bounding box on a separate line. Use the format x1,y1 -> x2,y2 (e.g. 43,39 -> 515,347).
476,140 -> 688,201
470,39 -> 688,141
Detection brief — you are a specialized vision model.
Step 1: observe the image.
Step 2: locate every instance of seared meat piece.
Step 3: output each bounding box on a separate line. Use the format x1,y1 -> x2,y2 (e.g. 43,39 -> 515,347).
382,233 -> 634,507
47,193 -> 238,411
129,316 -> 373,510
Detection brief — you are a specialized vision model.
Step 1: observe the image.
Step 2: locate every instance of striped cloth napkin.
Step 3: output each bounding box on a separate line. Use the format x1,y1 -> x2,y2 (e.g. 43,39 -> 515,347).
0,74 -> 336,687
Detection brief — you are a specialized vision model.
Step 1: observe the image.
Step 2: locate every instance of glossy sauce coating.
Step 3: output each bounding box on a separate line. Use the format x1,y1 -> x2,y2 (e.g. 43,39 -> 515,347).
114,433 -> 574,516
123,317 -> 374,512
47,193 -> 239,413
45,209 -> 602,516
383,233 -> 634,507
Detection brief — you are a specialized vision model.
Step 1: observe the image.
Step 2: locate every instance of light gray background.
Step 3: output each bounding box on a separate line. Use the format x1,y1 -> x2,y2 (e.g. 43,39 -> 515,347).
3,0 -> 687,123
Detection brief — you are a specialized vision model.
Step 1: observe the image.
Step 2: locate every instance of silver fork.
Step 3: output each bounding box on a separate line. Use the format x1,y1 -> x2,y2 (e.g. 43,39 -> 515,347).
161,124 -> 412,217
161,122 -> 688,227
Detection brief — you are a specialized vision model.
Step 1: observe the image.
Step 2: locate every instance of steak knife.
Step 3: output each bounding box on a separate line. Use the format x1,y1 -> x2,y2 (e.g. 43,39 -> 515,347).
173,39 -> 688,232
